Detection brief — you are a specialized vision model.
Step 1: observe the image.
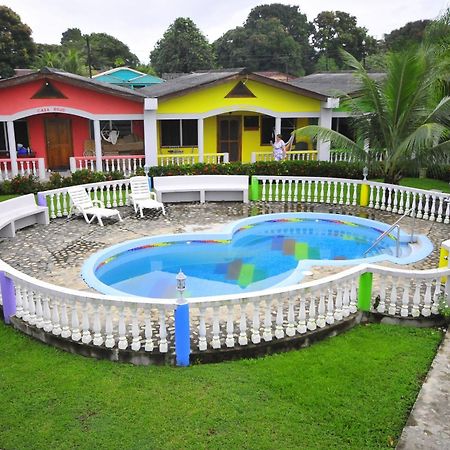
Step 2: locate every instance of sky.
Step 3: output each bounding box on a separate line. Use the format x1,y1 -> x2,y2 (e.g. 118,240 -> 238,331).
2,0 -> 448,62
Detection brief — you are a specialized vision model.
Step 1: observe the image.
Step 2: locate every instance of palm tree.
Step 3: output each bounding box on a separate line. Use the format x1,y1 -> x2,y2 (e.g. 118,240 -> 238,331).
296,48 -> 450,184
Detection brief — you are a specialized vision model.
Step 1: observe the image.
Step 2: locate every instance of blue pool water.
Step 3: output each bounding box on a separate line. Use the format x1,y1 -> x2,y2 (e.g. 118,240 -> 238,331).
82,213 -> 433,299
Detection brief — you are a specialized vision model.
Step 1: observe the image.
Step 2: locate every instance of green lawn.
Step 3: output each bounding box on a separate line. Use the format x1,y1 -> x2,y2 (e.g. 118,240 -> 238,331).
0,322 -> 442,450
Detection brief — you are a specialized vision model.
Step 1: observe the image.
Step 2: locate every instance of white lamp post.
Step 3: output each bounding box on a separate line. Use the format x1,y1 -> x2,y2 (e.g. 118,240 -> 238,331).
363,166 -> 369,181
176,269 -> 187,305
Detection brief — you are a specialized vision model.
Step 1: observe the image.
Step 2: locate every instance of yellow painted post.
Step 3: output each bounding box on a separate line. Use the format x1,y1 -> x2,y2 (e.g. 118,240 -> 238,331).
360,184 -> 369,207
439,239 -> 450,283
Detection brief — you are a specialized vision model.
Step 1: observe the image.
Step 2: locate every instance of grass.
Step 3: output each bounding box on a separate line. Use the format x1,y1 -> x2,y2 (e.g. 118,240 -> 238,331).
0,322 -> 442,450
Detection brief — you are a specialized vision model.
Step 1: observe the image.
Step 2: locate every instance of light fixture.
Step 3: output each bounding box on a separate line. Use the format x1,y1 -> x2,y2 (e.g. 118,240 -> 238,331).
176,269 -> 187,304
363,166 -> 369,181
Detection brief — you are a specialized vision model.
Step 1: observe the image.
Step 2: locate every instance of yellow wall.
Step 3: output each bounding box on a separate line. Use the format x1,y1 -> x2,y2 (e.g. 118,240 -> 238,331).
157,79 -> 321,115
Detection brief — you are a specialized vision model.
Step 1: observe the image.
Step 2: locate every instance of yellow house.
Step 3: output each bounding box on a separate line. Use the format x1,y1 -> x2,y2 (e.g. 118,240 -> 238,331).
139,69 -> 339,165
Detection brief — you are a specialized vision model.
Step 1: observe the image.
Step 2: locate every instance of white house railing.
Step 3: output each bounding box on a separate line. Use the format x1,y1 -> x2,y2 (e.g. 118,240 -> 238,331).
70,156 -> 145,176
252,176 -> 450,224
0,158 -> 46,181
157,153 -> 229,166
251,150 -> 317,163
38,179 -> 131,219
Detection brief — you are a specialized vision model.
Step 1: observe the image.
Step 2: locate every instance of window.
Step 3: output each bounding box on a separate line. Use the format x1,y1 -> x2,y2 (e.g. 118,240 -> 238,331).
0,122 -> 7,151
281,118 -> 296,142
260,116 -> 275,145
92,120 -> 133,139
244,116 -> 259,130
160,119 -> 198,147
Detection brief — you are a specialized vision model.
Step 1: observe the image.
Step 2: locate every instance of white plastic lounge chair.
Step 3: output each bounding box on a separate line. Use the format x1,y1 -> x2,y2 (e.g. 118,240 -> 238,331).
68,186 -> 122,226
129,176 -> 166,218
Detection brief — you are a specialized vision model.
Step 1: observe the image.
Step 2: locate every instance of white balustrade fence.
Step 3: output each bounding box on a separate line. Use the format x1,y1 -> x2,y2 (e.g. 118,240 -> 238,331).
251,150 -> 318,163
253,176 -> 450,224
0,158 -> 46,181
38,179 -> 131,219
0,260 -> 175,353
157,153 -> 229,166
70,156 -> 145,176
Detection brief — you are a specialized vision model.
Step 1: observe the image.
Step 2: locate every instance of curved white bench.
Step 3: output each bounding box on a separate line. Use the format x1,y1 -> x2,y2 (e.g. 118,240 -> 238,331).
153,175 -> 249,203
0,194 -> 49,238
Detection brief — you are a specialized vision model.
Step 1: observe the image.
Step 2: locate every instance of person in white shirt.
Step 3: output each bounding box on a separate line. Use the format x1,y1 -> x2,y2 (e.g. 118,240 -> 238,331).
272,134 -> 286,161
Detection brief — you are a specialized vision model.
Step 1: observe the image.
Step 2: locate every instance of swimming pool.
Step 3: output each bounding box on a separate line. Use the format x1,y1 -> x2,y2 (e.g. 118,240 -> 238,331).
82,213 -> 433,299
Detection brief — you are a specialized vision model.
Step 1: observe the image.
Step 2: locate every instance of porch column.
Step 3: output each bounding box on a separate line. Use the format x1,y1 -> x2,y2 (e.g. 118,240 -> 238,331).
6,121 -> 18,177
318,98 -> 339,161
144,98 -> 158,167
197,118 -> 204,163
275,117 -> 281,136
93,120 -> 103,171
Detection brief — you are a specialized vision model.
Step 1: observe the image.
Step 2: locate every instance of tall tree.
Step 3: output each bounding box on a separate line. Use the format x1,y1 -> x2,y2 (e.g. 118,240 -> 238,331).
245,3 -> 313,73
214,18 -> 304,74
384,20 -> 431,51
150,18 -> 215,74
0,6 -> 35,78
295,49 -> 450,185
312,11 -> 377,69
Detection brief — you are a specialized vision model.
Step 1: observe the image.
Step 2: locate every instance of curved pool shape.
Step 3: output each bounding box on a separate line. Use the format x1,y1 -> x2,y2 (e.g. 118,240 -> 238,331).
82,213 -> 433,299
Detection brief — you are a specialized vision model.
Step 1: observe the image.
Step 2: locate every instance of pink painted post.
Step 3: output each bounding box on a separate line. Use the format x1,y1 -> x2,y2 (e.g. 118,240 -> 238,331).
0,272 -> 16,324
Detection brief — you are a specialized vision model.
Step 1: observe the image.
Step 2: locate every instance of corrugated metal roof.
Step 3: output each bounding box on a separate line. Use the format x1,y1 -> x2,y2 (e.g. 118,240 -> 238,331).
289,72 -> 386,97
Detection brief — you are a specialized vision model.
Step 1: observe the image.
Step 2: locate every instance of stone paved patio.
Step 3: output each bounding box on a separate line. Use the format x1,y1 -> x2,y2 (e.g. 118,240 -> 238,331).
0,201 -> 448,292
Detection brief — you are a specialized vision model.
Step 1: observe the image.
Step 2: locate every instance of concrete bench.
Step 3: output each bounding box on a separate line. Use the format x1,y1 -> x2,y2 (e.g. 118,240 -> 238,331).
0,194 -> 49,238
153,175 -> 249,203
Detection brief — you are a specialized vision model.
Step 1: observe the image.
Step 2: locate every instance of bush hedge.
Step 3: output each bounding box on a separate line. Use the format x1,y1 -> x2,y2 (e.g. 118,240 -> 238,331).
1,161 -> 447,196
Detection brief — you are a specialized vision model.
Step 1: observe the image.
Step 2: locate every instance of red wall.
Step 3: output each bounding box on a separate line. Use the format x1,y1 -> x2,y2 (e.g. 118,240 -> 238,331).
0,79 -> 143,115
132,121 -> 144,139
27,114 -> 90,161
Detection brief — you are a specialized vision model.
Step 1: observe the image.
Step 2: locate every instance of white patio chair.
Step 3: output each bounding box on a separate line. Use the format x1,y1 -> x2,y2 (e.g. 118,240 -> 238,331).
68,186 -> 122,226
129,176 -> 166,218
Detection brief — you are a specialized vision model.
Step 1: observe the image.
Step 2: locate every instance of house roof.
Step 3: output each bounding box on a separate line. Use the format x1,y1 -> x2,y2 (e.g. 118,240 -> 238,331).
289,71 -> 386,97
0,67 -> 147,102
140,68 -> 328,101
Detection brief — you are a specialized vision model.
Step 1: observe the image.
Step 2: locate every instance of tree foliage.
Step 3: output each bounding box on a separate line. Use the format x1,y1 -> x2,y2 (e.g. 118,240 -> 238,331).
296,49 -> 450,184
0,6 -> 35,78
150,18 -> 215,75
312,11 -> 378,69
384,20 -> 430,51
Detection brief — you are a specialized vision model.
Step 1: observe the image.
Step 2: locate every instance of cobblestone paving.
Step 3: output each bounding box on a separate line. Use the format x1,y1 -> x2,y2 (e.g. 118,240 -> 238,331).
0,201 -> 448,291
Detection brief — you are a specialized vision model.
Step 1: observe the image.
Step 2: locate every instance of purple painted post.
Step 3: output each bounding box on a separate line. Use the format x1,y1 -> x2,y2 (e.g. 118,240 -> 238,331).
0,272 -> 16,324
37,192 -> 47,207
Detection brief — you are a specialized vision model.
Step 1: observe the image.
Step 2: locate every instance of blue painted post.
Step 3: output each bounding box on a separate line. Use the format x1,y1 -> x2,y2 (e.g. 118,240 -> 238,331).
174,302 -> 190,367
37,192 -> 47,207
0,272 -> 16,324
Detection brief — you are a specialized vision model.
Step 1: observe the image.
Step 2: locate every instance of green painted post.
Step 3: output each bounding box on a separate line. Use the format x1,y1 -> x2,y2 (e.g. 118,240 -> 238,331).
250,176 -> 260,201
357,272 -> 373,311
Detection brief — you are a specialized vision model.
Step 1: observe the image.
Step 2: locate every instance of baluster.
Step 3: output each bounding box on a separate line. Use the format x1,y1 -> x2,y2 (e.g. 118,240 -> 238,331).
306,294 -> 317,330
404,191 -> 411,214
60,300 -> 70,338
251,303 -> 261,344
287,180 -> 293,202
313,180 -> 319,202
326,288 -> 335,324
368,185 -> 375,208
325,181 -> 331,204
28,290 -> 37,325
307,180 -> 312,202
300,180 -> 306,202
386,188 -> 393,211
21,287 -> 30,322
144,307 -> 153,351
158,307 -> 168,352
274,179 -> 280,201
416,194 -> 423,219
225,304 -> 235,348
316,290 -> 326,328
81,303 -> 92,344
422,194 -> 430,220
286,293 -> 295,336
377,277 -> 386,313
349,278 -> 357,313
42,295 -> 52,332
280,180 -> 286,202
131,308 -> 140,351
51,299 -> 62,335
334,285 -> 343,320
411,281 -> 421,317
332,181 -> 339,204
380,186 -> 387,210
319,180 -> 325,203
112,185 -> 118,207
268,179 -> 274,201
374,186 -> 381,209
436,197 -> 444,223
71,303 -> 81,341
90,303 -> 102,345
61,192 -> 68,216
238,303 -> 248,345
105,186 -> 112,208
351,182 -> 357,206
398,190 -> 405,214
392,188 -> 398,213
429,195 -> 437,221
263,297 -> 272,342
198,306 -> 207,351
400,280 -> 410,317
117,306 -> 128,349
55,193 -> 63,217
444,200 -> 450,224
338,182 -> 345,204
297,293 -> 307,333
261,179 -> 267,201
388,278 -> 398,315
342,282 -> 350,317
15,285 -> 24,318
211,306 -> 221,349
293,180 -> 299,202
422,280 -> 432,317
34,293 -> 44,328
275,296 -> 284,339
431,279 -> 441,315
